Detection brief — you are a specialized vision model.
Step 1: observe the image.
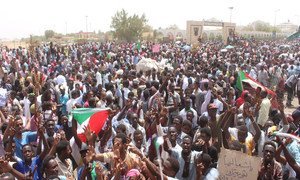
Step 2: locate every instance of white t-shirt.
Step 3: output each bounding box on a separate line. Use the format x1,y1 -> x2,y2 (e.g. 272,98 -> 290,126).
213,99 -> 223,114
55,75 -> 66,85
0,88 -> 7,107
96,72 -> 102,86
179,108 -> 198,128
167,177 -> 179,180
204,168 -> 219,180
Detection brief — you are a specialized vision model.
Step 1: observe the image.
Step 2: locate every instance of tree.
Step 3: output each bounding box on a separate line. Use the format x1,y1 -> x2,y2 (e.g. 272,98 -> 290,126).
216,34 -> 223,41
209,33 -> 215,40
166,24 -> 179,30
28,35 -> 40,56
153,30 -> 164,41
243,21 -> 281,32
202,32 -> 208,41
111,9 -> 147,42
254,21 -> 272,32
144,25 -> 153,32
44,30 -> 55,39
206,17 -> 221,22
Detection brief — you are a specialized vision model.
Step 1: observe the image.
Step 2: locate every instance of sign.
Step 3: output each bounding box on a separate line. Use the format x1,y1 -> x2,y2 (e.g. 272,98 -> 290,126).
152,44 -> 160,53
203,21 -> 224,27
218,148 -> 261,180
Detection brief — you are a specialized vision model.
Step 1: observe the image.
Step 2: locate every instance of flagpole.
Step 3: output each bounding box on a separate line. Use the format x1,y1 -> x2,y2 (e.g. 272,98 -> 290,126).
155,147 -> 164,180
155,136 -> 164,180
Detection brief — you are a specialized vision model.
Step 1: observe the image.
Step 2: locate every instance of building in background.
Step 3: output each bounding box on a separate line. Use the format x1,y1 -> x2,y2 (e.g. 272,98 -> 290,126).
276,21 -> 298,34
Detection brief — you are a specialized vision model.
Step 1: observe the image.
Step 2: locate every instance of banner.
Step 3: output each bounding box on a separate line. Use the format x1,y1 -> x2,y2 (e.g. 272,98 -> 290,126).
152,44 -> 160,53
218,148 -> 261,180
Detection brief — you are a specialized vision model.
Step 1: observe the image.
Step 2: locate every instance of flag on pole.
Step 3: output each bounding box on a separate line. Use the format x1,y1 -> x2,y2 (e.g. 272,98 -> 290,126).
236,71 -> 275,95
72,108 -> 110,142
154,136 -> 164,180
272,131 -> 300,142
136,42 -> 141,52
236,71 -> 246,91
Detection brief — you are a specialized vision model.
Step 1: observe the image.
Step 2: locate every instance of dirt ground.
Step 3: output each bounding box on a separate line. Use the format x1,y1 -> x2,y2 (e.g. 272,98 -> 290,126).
284,95 -> 299,114
0,41 -> 28,48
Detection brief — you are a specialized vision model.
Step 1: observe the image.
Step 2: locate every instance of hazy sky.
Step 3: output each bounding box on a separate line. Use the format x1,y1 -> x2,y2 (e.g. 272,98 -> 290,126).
0,0 -> 299,39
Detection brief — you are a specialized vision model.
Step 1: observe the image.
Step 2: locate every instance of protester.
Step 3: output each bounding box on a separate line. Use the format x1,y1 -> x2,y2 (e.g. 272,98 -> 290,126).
0,38 -> 299,179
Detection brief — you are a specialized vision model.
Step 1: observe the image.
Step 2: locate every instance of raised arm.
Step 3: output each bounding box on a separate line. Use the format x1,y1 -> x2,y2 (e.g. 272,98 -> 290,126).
83,124 -> 96,146
222,108 -> 234,140
148,78 -> 169,108
3,116 -> 14,142
278,103 -> 288,126
47,136 -> 60,156
215,110 -> 230,151
99,117 -> 112,150
128,145 -> 165,179
117,101 -> 131,121
86,145 -> 105,162
221,109 -> 234,149
37,124 -> 49,161
0,157 -> 27,180
209,111 -> 218,145
275,140 -> 287,165
247,110 -> 261,143
0,109 -> 6,125
72,117 -> 82,148
281,139 -> 300,174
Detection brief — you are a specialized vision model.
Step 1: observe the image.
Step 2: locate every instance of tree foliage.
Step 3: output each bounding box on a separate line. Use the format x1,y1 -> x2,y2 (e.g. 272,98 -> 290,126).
144,25 -> 153,32
153,30 -> 164,39
111,9 -> 147,42
243,21 -> 281,32
166,24 -> 179,30
44,30 -> 55,39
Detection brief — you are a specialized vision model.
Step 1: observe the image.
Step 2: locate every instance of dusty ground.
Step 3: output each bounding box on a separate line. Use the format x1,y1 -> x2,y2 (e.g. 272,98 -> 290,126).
0,41 -> 28,48
284,95 -> 299,114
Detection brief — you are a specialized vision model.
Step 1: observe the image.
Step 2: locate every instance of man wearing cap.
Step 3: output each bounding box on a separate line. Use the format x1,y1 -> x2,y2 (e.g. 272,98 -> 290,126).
201,103 -> 218,121
86,133 -> 141,178
77,144 -> 98,180
222,107 -> 258,156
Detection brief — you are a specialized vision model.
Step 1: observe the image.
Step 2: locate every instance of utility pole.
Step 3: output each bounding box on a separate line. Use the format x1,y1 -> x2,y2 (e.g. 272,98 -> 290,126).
273,9 -> 280,39
274,9 -> 280,28
229,7 -> 234,23
85,16 -> 88,32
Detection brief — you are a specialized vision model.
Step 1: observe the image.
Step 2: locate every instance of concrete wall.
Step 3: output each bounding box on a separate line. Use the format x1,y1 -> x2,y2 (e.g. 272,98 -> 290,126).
186,21 -> 204,44
186,21 -> 236,44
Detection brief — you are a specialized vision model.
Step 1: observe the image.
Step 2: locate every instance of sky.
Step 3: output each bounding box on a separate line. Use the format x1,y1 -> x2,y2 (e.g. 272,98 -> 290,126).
0,0 -> 299,40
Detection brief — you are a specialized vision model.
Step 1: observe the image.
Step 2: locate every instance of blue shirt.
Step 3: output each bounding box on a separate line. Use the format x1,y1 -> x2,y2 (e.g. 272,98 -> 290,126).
288,67 -> 296,77
14,156 -> 42,180
77,163 -> 97,180
295,66 -> 300,76
133,56 -> 139,65
14,131 -> 37,159
60,94 -> 69,116
287,140 -> 300,164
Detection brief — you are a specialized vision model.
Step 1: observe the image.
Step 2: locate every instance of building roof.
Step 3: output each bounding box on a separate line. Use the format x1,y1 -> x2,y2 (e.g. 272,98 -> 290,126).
287,29 -> 300,41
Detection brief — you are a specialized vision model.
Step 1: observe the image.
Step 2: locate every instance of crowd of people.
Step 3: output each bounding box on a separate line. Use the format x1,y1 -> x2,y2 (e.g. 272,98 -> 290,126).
0,37 -> 299,180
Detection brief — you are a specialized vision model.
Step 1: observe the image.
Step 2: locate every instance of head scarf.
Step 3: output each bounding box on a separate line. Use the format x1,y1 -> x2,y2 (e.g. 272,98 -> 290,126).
126,169 -> 140,177
235,90 -> 249,108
